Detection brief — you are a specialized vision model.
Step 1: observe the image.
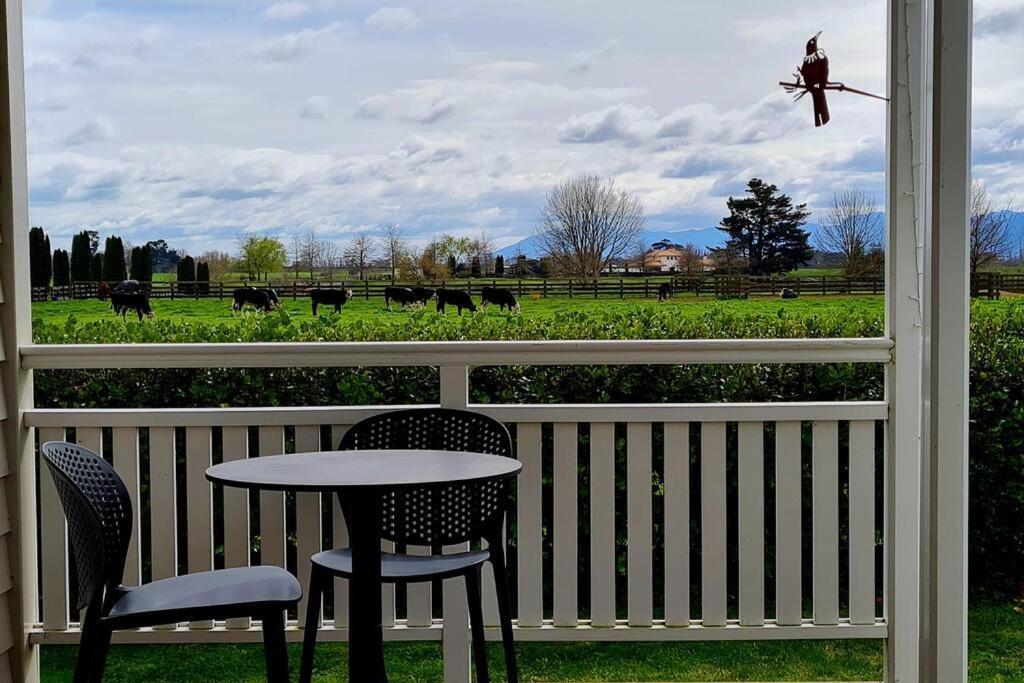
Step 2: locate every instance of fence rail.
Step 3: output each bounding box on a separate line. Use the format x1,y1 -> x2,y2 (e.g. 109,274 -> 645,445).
32,271 -> 1020,302
30,275 -> 889,302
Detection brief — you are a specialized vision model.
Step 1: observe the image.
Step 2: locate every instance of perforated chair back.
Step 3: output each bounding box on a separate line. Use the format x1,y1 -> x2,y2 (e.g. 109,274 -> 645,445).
338,408 -> 513,547
40,441 -> 132,612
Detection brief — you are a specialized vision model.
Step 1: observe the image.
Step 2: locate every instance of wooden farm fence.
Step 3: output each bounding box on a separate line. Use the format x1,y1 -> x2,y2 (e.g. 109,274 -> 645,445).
32,273 -> 1011,302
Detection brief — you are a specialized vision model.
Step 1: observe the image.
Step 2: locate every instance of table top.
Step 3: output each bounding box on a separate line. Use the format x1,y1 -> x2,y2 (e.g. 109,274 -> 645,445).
205,449 -> 523,492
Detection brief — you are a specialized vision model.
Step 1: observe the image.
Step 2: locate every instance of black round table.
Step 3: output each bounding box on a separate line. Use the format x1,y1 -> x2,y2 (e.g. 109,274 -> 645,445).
206,449 -> 523,682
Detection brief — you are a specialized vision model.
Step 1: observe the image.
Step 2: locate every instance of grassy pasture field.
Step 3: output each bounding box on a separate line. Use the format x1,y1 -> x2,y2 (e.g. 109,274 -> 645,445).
32,292 -> 885,330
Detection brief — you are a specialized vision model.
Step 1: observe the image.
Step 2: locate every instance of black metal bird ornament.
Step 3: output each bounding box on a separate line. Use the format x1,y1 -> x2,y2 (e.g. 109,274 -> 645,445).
779,30 -> 887,127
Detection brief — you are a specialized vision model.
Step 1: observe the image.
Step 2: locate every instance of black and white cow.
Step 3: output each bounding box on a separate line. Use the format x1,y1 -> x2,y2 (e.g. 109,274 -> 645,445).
232,286 -> 277,313
781,288 -> 799,299
113,279 -> 141,294
110,291 -> 154,320
436,288 -> 478,315
658,283 -> 673,301
384,286 -> 419,310
411,286 -> 436,305
480,286 -> 520,313
310,287 -> 354,315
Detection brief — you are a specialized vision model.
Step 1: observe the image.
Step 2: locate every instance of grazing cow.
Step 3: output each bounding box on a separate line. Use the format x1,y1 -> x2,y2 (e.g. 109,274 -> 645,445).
97,282 -> 111,300
113,279 -> 140,294
480,286 -> 520,313
310,287 -> 354,315
232,286 -> 276,313
260,287 -> 280,308
781,288 -> 799,299
411,286 -> 436,305
110,291 -> 153,320
384,286 -> 419,310
436,288 -> 477,315
658,283 -> 673,301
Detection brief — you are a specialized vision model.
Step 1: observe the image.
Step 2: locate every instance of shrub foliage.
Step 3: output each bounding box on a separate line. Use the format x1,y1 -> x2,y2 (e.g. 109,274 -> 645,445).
31,302 -> 1024,599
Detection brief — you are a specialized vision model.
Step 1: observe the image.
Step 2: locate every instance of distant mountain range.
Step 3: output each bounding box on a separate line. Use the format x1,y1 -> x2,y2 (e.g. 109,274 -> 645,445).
496,211 -> 1024,260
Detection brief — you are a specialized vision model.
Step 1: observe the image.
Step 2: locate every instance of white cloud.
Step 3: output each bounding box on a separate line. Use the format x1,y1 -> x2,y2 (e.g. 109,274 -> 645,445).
557,104 -> 656,143
364,7 -> 418,33
300,95 -> 329,119
568,39 -> 620,75
249,22 -> 343,62
133,25 -> 165,58
464,61 -> 542,81
355,88 -> 455,124
557,94 -> 806,146
263,2 -> 310,20
63,118 -> 115,146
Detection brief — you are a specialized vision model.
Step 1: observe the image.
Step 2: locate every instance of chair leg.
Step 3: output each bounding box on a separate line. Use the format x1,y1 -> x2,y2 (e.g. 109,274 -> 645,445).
75,606 -> 112,683
489,545 -> 519,683
299,566 -> 326,683
89,626 -> 113,683
262,609 -> 289,683
74,620 -> 99,683
465,568 -> 490,683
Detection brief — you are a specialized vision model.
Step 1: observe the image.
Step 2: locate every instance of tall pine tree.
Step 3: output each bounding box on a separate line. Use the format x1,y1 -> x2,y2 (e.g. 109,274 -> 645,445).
177,255 -> 196,295
69,231 -> 94,282
130,244 -> 153,282
92,252 -> 104,281
29,226 -> 51,288
52,249 -> 70,287
196,261 -> 210,295
494,254 -> 504,276
103,235 -> 127,282
712,178 -> 812,275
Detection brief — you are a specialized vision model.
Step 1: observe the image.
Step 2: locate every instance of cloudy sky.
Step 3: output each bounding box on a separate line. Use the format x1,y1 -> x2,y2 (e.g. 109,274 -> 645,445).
22,0 -> 1024,254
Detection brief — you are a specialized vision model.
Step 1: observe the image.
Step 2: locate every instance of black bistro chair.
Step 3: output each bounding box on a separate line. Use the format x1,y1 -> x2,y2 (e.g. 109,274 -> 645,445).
40,441 -> 301,683
300,408 -> 518,683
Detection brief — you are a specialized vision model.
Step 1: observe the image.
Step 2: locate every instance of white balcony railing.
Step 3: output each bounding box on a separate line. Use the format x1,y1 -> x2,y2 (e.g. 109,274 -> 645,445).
24,339 -> 891,669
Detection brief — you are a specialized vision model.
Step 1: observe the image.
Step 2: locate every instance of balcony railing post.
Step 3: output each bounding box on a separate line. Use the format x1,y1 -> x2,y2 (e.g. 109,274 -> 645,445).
439,364 -> 471,683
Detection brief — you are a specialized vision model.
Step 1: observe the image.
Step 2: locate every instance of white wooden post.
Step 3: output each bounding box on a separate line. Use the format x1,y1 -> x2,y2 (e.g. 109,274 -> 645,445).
885,0 -> 927,678
0,0 -> 36,677
887,0 -> 971,680
921,0 -> 971,679
439,365 -> 471,683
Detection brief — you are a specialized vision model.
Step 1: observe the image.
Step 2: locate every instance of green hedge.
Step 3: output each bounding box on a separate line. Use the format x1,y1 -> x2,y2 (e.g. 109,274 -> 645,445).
32,303 -> 1024,600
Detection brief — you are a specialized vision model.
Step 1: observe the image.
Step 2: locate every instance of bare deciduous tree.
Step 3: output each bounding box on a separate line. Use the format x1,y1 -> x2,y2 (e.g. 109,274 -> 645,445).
382,224 -> 407,280
710,242 -> 747,274
679,244 -> 707,275
197,250 -> 234,281
290,227 -> 329,279
344,233 -> 377,280
468,229 -> 496,275
971,181 -> 1016,274
321,240 -> 341,278
535,175 -> 646,282
817,188 -> 884,276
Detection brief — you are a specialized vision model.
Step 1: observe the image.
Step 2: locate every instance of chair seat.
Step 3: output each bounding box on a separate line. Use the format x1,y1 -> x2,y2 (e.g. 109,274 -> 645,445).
106,566 -> 301,626
312,548 -> 491,582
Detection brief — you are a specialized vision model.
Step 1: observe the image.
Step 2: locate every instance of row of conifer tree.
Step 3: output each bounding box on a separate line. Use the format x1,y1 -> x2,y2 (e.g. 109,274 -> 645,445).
28,226 -> 208,289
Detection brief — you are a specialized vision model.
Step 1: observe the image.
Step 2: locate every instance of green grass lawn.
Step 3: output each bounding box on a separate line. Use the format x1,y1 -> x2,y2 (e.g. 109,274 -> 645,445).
32,294 -> 887,329
38,604 -> 1023,682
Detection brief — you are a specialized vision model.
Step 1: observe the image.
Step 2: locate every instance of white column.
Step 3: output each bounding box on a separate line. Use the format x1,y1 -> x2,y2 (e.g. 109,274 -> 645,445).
884,0 -> 927,679
886,0 -> 971,680
0,1 -> 37,680
921,0 -> 971,680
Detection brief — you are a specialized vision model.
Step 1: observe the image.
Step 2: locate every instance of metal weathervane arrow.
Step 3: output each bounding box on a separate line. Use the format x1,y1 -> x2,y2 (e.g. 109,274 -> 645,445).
778,30 -> 887,127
